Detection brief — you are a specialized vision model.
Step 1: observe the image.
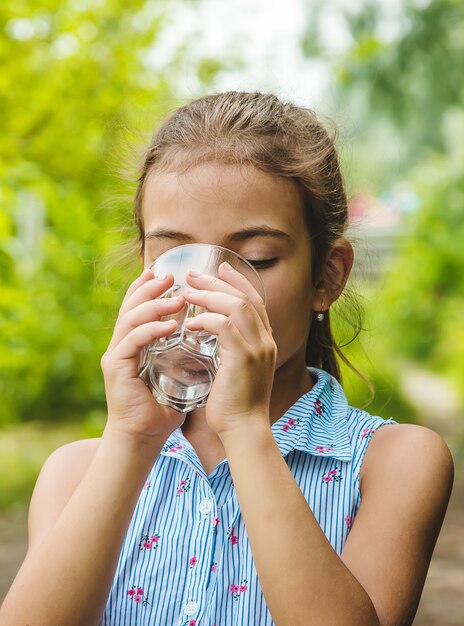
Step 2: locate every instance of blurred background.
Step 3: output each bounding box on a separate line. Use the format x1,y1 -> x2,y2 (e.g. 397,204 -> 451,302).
1,0 -> 463,622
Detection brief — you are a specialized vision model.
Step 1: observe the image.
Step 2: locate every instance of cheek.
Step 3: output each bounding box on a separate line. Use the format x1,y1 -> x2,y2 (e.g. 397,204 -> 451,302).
265,277 -> 313,355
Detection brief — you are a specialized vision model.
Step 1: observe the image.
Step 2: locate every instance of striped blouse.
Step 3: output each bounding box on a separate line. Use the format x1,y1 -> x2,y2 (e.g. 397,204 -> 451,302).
102,366 -> 397,626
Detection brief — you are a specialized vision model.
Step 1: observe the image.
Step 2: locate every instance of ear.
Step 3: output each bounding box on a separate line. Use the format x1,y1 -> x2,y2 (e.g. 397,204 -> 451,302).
312,238 -> 354,313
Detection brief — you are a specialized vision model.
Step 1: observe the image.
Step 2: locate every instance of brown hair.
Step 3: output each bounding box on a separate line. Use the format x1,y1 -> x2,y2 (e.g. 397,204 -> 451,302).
131,91 -> 368,386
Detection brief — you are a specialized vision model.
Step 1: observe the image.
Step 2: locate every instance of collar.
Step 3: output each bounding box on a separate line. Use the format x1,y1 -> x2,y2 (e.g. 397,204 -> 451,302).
271,367 -> 352,462
160,367 -> 352,466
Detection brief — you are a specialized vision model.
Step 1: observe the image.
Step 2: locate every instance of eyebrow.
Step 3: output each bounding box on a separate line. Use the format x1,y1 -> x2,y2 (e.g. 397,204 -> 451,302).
144,225 -> 293,244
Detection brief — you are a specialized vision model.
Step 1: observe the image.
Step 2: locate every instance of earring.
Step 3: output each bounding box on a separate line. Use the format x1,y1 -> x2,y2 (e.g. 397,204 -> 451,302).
316,299 -> 325,322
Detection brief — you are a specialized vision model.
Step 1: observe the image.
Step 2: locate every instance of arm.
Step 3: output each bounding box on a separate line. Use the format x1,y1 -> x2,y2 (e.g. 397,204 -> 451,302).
0,269 -> 189,625
221,421 -> 453,626
0,429 -> 165,626
341,423 -> 454,626
222,420 -> 380,626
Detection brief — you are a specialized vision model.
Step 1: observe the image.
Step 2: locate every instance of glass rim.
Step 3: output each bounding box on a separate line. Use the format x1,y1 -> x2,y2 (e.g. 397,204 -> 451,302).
149,242 -> 266,303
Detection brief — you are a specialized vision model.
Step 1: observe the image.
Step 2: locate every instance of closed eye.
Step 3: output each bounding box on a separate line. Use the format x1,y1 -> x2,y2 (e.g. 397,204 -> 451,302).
246,258 -> 278,269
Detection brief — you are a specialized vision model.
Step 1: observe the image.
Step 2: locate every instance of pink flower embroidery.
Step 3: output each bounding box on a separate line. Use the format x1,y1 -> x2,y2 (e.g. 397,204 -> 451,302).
360,428 -> 376,439
189,556 -> 198,567
127,586 -> 149,606
228,527 -> 238,544
211,563 -> 217,572
139,533 -> 160,551
162,442 -> 183,453
176,477 -> 191,496
230,578 -> 249,601
345,515 -> 352,527
322,467 -> 342,483
281,415 -> 301,431
189,621 -> 197,626
212,516 -> 220,527
315,445 -> 334,453
314,399 -> 324,415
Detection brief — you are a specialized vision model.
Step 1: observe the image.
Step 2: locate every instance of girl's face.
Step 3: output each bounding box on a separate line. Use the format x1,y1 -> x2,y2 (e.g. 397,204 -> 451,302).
141,162 -> 316,376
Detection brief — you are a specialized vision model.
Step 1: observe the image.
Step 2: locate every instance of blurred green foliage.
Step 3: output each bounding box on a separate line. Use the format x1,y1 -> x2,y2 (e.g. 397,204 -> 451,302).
377,111 -> 464,396
0,0 -> 215,426
303,0 -> 464,411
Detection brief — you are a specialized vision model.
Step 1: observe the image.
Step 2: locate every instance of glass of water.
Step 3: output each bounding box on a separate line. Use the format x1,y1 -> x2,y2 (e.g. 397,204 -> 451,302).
138,243 -> 266,413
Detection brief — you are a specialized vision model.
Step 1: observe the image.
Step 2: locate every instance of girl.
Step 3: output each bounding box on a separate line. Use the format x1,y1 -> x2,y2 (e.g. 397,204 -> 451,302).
0,91 -> 454,626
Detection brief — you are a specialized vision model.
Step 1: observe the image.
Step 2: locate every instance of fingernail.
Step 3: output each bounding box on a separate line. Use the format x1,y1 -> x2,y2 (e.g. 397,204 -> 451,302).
188,268 -> 201,277
222,261 -> 234,271
155,272 -> 167,281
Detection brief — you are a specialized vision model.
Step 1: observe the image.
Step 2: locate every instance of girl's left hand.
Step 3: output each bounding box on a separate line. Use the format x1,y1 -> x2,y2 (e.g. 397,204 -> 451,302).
182,262 -> 277,439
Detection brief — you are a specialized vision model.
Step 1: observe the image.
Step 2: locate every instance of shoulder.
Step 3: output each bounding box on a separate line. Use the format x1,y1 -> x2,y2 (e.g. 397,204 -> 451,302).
360,422 -> 454,492
28,438 -> 101,548
36,437 -> 101,489
341,423 -> 454,624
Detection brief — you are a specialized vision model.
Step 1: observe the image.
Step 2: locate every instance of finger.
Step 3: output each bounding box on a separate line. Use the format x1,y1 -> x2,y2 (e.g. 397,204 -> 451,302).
118,273 -> 175,321
121,268 -> 154,308
185,264 -> 270,333
107,319 -> 178,370
184,312 -> 251,354
183,287 -> 267,346
107,295 -> 186,357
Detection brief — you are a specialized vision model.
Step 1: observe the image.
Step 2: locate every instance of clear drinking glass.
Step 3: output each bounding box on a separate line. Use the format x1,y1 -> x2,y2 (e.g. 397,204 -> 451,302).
138,243 -> 266,413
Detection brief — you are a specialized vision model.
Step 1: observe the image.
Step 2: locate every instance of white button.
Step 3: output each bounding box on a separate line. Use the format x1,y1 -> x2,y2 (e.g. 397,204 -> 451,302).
199,498 -> 212,515
184,601 -> 199,616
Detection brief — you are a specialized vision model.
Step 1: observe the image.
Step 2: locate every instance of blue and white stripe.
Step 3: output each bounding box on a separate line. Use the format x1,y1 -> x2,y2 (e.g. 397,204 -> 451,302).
102,367 -> 397,625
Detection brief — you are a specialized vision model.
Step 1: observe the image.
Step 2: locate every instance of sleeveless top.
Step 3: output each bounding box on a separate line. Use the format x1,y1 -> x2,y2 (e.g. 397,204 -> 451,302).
102,367 -> 398,626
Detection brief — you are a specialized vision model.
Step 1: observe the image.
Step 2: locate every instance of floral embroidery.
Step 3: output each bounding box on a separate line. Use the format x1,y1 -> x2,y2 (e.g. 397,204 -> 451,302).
315,445 -> 334,454
189,556 -> 198,568
227,526 -> 239,545
139,533 -> 161,550
360,427 -> 376,440
176,477 -> 191,496
344,515 -> 352,528
127,586 -> 149,607
211,562 -> 217,572
230,579 -> 248,601
322,467 -> 342,483
162,442 -> 183,453
180,618 -> 197,626
281,415 -> 302,432
314,399 -> 324,415
212,516 -> 220,528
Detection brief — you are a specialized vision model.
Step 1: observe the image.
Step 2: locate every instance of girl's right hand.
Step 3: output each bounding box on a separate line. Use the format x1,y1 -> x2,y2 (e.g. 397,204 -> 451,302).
100,268 -> 187,442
